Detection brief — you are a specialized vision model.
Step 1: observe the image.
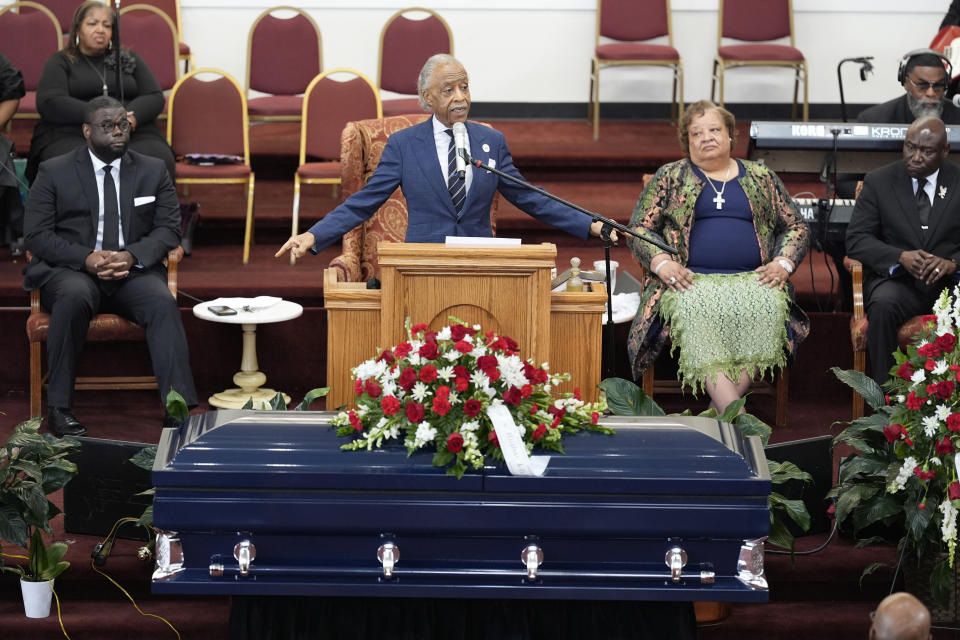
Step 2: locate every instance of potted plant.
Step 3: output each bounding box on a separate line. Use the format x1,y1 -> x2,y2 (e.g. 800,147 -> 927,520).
0,418 -> 79,617
831,285 -> 960,619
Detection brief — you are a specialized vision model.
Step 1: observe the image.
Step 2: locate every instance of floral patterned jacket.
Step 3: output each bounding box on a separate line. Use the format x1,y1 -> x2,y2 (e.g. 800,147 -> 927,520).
626,158 -> 811,380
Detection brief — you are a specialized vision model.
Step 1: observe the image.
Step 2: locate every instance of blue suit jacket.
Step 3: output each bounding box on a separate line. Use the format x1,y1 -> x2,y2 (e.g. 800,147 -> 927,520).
307,118 -> 591,251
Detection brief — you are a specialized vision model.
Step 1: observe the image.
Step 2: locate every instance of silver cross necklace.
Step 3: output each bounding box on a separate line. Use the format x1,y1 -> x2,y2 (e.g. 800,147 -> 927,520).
703,162 -> 732,210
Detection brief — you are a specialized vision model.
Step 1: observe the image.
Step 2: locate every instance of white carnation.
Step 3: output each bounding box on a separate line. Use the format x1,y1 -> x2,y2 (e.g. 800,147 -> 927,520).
889,456 -> 917,493
437,365 -> 455,381
937,404 -> 952,422
911,369 -> 927,385
413,422 -> 437,448
411,382 -> 431,402
934,360 -> 950,375
497,354 -> 529,388
460,420 -> 480,432
436,326 -> 451,341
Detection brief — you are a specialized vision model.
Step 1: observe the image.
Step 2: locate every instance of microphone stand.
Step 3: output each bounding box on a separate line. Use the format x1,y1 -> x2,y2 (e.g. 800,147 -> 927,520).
461,149 -> 678,379
112,0 -> 123,102
836,56 -> 873,122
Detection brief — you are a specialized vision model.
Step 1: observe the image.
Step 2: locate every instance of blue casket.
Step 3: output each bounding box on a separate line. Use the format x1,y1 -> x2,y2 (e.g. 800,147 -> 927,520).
150,411 -> 771,602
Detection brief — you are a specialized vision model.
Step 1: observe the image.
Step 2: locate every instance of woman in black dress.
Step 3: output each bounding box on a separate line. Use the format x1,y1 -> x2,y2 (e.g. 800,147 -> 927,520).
26,0 -> 174,182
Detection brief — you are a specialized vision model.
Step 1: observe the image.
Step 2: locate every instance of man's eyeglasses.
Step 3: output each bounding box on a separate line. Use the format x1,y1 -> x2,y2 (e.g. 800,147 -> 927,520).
907,76 -> 949,93
90,119 -> 131,134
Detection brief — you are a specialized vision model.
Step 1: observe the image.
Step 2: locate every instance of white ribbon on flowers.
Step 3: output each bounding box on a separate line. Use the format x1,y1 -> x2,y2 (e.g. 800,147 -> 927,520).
486,404 -> 550,476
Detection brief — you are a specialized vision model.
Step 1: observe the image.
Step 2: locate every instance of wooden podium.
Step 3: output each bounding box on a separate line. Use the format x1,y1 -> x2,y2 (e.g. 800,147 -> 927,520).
323,243 -> 607,409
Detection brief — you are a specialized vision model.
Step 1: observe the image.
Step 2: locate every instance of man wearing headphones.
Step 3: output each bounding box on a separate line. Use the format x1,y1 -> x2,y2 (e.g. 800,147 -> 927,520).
858,50 -> 960,123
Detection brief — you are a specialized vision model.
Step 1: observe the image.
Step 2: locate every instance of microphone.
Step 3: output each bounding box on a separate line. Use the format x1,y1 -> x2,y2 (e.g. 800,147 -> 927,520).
856,57 -> 874,81
951,94 -> 960,108
452,122 -> 467,178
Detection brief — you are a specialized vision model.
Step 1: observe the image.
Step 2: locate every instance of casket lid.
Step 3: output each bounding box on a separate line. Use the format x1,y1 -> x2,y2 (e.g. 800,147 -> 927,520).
153,411 -> 768,496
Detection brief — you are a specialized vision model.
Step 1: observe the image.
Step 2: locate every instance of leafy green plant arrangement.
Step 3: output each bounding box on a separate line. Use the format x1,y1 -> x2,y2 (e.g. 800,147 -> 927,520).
599,377 -> 812,552
0,418 -> 79,581
831,288 -> 960,605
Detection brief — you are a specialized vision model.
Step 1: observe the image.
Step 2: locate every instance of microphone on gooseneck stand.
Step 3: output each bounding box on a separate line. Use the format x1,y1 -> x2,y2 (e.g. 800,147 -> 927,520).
950,94 -> 960,108
452,122 -> 468,178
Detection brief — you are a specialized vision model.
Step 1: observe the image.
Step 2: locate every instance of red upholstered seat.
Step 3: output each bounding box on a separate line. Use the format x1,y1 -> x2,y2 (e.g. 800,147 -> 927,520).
711,0 -> 808,121
1,2 -> 61,122
246,7 -> 322,122
25,0 -> 71,34
590,0 -> 683,140
167,69 -> 256,263
26,247 -> 183,418
132,0 -> 193,73
378,8 -> 452,118
289,69 -> 382,264
119,5 -> 179,91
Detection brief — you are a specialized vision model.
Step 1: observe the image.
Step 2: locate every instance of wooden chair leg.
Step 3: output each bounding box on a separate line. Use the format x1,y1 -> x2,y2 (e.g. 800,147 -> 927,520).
642,365 -> 655,399
775,367 -> 789,428
853,350 -> 866,420
29,340 -> 42,418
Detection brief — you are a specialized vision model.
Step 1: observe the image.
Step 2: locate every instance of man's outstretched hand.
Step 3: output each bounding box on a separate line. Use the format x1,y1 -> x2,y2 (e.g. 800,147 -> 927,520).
275,232 -> 316,260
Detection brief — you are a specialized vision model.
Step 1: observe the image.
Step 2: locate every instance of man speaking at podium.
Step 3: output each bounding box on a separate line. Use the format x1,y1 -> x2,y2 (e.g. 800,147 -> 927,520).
276,54 -> 609,261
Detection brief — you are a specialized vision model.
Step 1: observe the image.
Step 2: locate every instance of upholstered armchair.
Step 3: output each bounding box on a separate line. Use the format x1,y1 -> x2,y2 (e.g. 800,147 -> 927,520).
327,114 -> 498,283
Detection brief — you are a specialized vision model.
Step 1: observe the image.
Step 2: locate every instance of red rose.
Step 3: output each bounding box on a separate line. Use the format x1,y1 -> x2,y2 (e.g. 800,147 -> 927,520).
454,340 -> 473,353
488,430 -> 499,447
451,325 -> 469,340
883,423 -> 905,443
354,378 -> 364,396
477,355 -> 498,372
574,388 -> 582,400
591,411 -> 600,425
436,385 -> 450,399
925,359 -> 937,372
377,349 -> 395,364
521,384 -> 533,398
487,368 -> 501,382
922,314 -> 938,326
919,504 -> 928,510
398,367 -> 418,391
947,414 -> 960,432
884,395 -> 891,405
364,378 -> 382,398
898,362 -> 915,381
420,365 -> 438,383
394,342 -> 412,358
405,401 -> 425,423
454,365 -> 469,379
464,398 -> 483,417
411,323 -> 429,335
950,482 -> 960,501
914,467 -> 937,482
937,334 -> 958,353
502,336 -> 519,352
432,396 -> 451,416
532,423 -> 547,440
936,436 -> 954,454
530,403 -> 539,415
446,432 -> 464,453
906,391 -> 925,411
381,395 -> 400,416
919,343 -> 942,358
927,383 -> 938,397
455,378 -> 469,392
956,370 -> 960,383
348,410 -> 363,431
937,381 -> 956,400
503,386 -> 522,406
419,341 -> 439,360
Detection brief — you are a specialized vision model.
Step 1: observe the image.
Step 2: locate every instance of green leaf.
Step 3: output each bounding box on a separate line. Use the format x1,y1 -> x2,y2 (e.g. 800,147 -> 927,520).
853,494 -> 903,532
768,460 -> 813,485
0,503 -> 28,547
241,397 -> 255,410
838,453 -> 891,484
719,397 -> 747,423
269,393 -> 287,411
766,518 -> 794,551
769,492 -> 812,531
859,562 -> 888,587
598,378 -> 664,416
164,389 -> 190,422
732,413 -> 772,446
129,447 -> 157,471
835,483 -> 881,524
831,367 -> 886,410
905,499 -> 935,544
931,558 -> 953,607
295,387 -> 331,411
136,505 -> 153,528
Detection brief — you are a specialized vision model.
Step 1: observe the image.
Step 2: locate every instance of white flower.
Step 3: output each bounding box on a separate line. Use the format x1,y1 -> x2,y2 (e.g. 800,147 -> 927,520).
934,360 -> 950,375
497,354 -> 528,388
460,420 -> 480,432
413,421 -> 437,448
897,395 -> 906,404
911,369 -> 927,385
356,404 -> 369,417
940,499 -> 958,543
411,382 -> 431,402
443,350 -> 461,362
436,326 -> 451,341
931,457 -> 942,466
352,357 -> 386,381
889,456 -> 917,493
407,352 -> 423,366
937,404 -> 952,422
437,365 -> 455,381
471,370 -> 490,389
382,382 -> 398,398
923,415 -> 941,438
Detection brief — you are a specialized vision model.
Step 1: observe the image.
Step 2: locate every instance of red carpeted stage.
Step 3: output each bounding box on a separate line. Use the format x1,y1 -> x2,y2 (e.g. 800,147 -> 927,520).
0,119 -> 931,638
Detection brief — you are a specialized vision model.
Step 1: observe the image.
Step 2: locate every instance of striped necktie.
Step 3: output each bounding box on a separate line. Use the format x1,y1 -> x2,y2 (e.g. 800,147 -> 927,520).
445,129 -> 465,215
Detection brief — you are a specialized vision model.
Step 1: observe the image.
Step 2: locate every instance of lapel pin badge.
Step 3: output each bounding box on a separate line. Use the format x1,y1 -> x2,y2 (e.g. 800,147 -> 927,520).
939,186 -> 948,199
482,143 -> 490,153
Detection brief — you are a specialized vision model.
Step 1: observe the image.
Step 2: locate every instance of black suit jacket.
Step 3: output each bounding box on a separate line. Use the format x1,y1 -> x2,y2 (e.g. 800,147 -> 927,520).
857,94 -> 960,124
23,147 -> 180,291
846,159 -> 960,299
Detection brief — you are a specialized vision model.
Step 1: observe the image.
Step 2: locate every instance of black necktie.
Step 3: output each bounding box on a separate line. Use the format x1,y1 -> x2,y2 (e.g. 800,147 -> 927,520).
102,165 -> 120,250
445,129 -> 465,215
917,177 -> 931,232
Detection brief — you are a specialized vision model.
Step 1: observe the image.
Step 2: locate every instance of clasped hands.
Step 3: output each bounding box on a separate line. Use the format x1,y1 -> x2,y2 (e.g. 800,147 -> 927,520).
85,250 -> 134,280
651,253 -> 793,292
899,249 -> 956,285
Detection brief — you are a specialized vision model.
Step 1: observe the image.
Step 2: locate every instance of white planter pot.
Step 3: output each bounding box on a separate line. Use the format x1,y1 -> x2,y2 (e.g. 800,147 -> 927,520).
20,578 -> 54,618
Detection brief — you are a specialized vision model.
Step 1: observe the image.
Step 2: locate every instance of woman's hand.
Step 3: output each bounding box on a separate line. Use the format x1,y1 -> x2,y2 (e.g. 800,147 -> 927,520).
755,258 -> 792,290
651,255 -> 694,292
126,111 -> 137,131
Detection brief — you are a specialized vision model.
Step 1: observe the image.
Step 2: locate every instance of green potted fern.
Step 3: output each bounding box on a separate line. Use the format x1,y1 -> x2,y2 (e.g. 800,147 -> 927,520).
0,418 -> 79,617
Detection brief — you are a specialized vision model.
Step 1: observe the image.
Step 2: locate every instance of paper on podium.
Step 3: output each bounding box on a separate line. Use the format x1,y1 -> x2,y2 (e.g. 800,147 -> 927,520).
444,236 -> 521,247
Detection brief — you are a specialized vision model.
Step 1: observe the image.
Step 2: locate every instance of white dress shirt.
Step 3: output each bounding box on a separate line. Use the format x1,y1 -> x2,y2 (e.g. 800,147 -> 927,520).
431,115 -> 473,195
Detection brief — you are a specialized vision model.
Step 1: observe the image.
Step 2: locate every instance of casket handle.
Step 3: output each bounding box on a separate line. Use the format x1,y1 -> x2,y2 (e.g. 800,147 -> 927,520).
234,539 -> 256,577
377,539 -> 399,579
522,544 -> 543,580
665,546 -> 687,583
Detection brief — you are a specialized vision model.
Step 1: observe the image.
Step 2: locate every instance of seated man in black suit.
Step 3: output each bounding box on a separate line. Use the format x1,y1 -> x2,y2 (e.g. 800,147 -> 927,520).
23,95 -> 197,437
858,50 -> 960,124
846,116 -> 960,386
